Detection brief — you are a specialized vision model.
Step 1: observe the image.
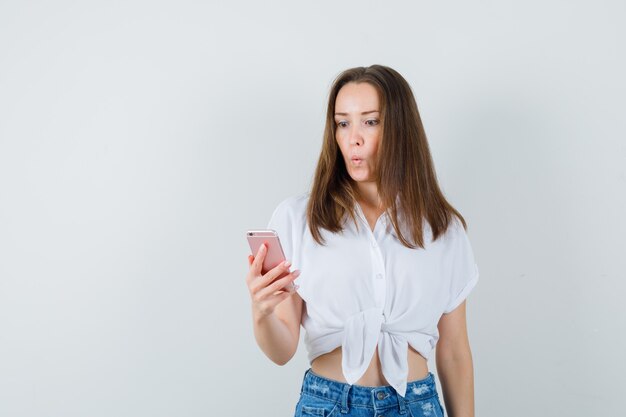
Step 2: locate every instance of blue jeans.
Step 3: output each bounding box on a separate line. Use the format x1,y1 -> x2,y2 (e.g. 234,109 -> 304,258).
294,368 -> 445,417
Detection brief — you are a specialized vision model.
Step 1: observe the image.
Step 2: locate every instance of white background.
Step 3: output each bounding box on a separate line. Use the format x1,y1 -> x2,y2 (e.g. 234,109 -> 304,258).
1,1 -> 624,416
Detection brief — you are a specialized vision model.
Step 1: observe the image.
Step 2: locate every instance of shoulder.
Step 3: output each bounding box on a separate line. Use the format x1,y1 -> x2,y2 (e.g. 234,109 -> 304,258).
272,191 -> 310,213
276,191 -> 310,209
435,215 -> 470,248
267,192 -> 310,226
447,215 -> 469,237
441,215 -> 477,264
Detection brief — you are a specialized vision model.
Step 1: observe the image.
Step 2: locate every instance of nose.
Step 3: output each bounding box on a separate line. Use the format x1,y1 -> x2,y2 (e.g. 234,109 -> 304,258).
348,125 -> 363,146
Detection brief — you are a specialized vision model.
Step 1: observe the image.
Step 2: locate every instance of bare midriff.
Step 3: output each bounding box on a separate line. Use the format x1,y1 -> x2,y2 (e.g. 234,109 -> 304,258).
310,344 -> 429,386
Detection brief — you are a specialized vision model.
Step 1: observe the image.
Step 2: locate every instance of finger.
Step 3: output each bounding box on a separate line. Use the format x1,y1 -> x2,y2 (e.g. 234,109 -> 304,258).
257,241 -> 267,257
248,255 -> 254,266
251,259 -> 291,292
266,259 -> 292,281
257,284 -> 298,310
257,270 -> 300,299
251,243 -> 267,274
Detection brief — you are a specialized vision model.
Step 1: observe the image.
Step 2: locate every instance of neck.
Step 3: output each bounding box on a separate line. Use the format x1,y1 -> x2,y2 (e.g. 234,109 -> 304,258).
354,181 -> 382,209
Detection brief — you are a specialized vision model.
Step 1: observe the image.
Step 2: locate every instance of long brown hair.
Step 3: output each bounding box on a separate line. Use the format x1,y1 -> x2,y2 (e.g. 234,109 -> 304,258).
306,64 -> 467,249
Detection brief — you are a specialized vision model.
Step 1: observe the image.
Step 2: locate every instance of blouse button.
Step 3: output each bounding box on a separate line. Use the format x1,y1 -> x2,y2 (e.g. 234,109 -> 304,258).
376,273 -> 383,280
371,240 -> 378,248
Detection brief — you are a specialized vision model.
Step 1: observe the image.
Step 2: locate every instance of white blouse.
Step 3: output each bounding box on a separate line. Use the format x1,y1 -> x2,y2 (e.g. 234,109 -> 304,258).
266,192 -> 479,398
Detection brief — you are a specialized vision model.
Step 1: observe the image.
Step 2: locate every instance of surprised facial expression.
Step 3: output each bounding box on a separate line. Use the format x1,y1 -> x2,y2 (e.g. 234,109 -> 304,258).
334,82 -> 382,184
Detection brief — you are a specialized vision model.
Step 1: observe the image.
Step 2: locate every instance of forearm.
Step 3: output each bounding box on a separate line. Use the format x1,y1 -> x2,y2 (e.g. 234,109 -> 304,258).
252,310 -> 297,365
436,349 -> 475,417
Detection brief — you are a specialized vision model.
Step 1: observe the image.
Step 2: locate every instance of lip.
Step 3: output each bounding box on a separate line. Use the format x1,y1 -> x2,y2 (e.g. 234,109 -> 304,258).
350,155 -> 363,161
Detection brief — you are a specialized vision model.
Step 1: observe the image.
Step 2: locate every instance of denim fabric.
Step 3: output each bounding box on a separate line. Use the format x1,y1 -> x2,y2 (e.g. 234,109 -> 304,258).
293,368 -> 445,417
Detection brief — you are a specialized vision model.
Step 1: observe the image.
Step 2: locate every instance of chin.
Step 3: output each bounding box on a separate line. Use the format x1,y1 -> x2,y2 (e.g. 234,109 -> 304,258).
350,174 -> 370,182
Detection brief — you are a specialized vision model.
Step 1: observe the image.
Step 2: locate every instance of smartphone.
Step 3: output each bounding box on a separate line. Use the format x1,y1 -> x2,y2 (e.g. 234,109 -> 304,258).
246,229 -> 294,290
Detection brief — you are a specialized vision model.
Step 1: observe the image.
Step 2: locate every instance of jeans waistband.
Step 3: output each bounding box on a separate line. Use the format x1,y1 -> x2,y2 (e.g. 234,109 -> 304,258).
300,368 -> 439,411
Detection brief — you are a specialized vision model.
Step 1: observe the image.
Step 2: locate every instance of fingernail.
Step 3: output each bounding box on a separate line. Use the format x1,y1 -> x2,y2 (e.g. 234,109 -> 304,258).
293,284 -> 300,290
293,270 -> 301,277
284,260 -> 291,268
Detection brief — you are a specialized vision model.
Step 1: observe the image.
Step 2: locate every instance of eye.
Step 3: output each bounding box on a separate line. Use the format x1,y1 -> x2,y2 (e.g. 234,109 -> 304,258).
366,119 -> 379,126
336,121 -> 348,128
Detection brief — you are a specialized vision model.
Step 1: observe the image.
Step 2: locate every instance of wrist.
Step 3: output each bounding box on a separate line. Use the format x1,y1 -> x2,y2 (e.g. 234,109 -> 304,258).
252,306 -> 274,324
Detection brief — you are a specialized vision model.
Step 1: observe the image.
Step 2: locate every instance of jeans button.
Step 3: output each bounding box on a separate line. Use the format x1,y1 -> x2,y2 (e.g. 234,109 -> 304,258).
377,391 -> 385,400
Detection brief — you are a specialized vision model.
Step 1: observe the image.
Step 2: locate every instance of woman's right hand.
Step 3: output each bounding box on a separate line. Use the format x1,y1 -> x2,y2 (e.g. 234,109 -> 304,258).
246,243 -> 300,319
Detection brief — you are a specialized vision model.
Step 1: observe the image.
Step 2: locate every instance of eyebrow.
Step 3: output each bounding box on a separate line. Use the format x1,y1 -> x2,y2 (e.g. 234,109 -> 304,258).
334,110 -> 380,117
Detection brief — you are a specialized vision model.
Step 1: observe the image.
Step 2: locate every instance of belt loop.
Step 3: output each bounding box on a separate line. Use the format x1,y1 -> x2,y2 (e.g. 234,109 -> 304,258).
397,391 -> 407,414
340,383 -> 351,413
300,368 -> 310,395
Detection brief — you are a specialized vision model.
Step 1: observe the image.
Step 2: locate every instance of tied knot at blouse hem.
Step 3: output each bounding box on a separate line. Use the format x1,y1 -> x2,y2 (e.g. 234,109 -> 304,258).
266,192 -> 480,398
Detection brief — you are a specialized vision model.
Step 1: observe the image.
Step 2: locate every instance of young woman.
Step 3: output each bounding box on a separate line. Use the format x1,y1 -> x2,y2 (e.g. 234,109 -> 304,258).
246,65 -> 479,417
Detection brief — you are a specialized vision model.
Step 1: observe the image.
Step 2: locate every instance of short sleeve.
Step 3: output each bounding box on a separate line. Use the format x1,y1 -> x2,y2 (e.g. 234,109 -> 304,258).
443,220 -> 480,314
